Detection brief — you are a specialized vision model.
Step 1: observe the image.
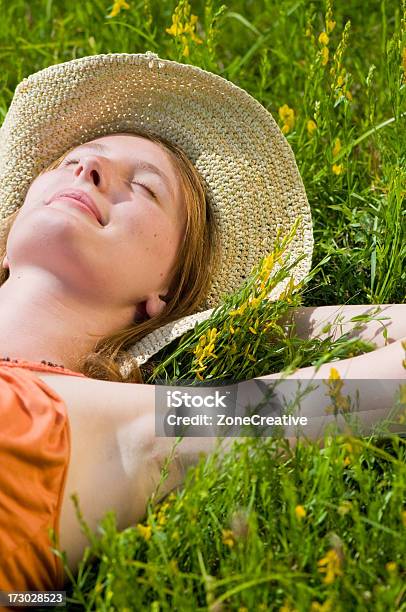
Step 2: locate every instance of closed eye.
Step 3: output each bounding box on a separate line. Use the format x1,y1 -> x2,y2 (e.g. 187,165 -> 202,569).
130,181 -> 157,199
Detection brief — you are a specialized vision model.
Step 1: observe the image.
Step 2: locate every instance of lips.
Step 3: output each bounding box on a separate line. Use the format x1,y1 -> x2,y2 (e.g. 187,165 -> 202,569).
49,189 -> 105,225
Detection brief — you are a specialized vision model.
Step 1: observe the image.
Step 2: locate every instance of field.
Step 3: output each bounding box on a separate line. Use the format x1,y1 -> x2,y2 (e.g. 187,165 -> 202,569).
1,0 -> 405,609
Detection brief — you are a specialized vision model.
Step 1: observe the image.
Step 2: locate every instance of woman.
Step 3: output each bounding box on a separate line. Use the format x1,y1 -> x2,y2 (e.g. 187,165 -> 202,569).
0,52 -> 404,591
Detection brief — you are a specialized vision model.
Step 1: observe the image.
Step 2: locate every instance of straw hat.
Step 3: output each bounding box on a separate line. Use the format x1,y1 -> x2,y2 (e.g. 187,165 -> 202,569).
0,52 -> 313,367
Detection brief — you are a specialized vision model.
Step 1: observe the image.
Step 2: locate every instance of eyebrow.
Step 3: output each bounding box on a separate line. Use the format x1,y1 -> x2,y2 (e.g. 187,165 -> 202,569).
76,142 -> 175,201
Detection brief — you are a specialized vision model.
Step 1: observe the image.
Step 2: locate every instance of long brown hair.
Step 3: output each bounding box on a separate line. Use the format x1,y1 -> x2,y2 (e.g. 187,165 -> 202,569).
0,130 -> 221,383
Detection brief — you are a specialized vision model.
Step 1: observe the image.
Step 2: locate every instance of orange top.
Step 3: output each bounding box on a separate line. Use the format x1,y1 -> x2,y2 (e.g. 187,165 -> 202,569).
0,358 -> 85,591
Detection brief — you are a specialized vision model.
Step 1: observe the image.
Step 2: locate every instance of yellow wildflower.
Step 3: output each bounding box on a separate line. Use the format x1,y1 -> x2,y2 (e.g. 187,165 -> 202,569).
230,303 -> 248,316
194,327 -> 219,366
318,31 -> 329,46
295,505 -> 306,519
248,296 -> 261,308
137,523 -> 152,541
278,104 -> 295,135
338,500 -> 352,516
317,549 -> 343,584
307,119 -> 317,136
385,561 -> 397,572
209,328 -> 218,341
310,600 -> 333,612
332,137 -> 341,157
326,19 -> 336,33
336,75 -> 345,87
321,46 -> 329,65
222,529 -> 235,548
280,600 -> 298,612
107,0 -> 130,18
325,367 -> 351,413
345,90 -> 353,101
249,326 -> 257,335
166,12 -> 182,36
332,163 -> 344,175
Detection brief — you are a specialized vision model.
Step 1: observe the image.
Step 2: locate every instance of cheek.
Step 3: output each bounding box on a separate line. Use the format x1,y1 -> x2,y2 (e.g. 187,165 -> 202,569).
128,209 -> 181,259
23,172 -> 59,208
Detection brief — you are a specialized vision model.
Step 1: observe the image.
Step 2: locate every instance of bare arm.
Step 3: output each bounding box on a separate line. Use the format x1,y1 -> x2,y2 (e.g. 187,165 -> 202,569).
255,336 -> 406,439
281,303 -> 406,348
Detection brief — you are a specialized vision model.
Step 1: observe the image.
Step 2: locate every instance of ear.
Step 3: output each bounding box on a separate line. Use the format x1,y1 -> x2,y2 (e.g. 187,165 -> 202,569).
2,255 -> 9,270
144,293 -> 169,319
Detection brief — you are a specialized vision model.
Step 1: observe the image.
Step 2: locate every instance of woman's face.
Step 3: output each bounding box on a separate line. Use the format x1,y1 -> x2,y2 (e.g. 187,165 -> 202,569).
6,133 -> 187,318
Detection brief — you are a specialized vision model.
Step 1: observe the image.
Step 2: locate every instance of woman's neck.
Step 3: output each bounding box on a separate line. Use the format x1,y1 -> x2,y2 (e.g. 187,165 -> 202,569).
0,270 -> 136,371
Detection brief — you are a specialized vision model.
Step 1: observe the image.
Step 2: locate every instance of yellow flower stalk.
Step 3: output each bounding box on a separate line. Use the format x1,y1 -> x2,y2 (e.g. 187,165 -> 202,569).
307,119 -> 317,136
324,367 -> 351,413
107,0 -> 130,18
230,303 -> 248,316
136,523 -> 152,541
332,137 -> 341,158
278,104 -> 295,135
166,12 -> 182,37
321,46 -> 329,65
317,549 -> 343,584
402,46 -> 406,80
166,0 -> 203,58
327,19 -> 336,33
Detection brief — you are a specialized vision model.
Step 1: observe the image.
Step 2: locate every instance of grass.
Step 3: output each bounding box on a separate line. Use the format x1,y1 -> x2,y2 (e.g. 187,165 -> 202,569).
60,434 -> 406,611
1,0 -> 405,609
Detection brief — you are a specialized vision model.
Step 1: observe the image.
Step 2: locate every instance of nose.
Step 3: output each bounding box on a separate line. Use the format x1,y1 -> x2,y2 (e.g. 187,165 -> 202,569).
73,155 -> 109,190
